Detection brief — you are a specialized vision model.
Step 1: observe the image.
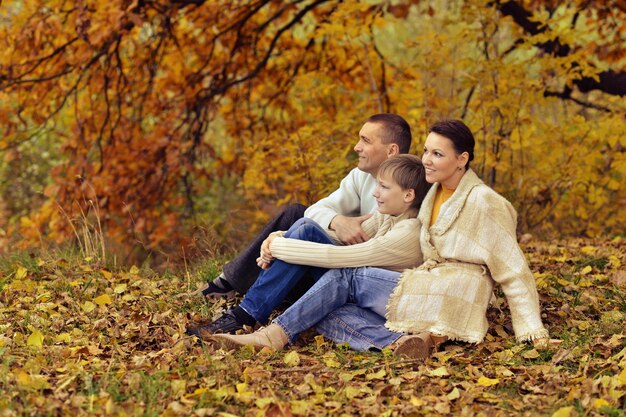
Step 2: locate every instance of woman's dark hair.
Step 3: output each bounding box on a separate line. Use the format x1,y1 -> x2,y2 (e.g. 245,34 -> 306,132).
367,113 -> 412,154
429,119 -> 475,169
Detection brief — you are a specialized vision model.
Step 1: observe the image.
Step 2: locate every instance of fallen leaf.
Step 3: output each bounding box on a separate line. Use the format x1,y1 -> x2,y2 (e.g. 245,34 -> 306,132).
94,294 -> 112,306
15,266 -> 28,280
447,387 -> 460,400
27,330 -> 44,348
283,350 -> 300,366
477,376 -> 499,387
82,301 -> 96,312
523,349 -> 540,359
551,406 -> 574,417
429,366 -> 450,377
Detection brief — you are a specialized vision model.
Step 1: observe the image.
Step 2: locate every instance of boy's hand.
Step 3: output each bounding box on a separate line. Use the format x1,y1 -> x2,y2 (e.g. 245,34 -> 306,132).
260,233 -> 280,263
256,256 -> 271,270
330,214 -> 372,245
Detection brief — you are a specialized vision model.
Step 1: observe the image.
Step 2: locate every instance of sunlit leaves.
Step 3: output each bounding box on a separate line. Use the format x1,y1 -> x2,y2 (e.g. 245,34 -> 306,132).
0,235 -> 624,414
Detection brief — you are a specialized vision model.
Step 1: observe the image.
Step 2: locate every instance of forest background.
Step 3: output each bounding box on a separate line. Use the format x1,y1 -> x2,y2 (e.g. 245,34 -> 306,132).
0,0 -> 624,264
1,0 -> 626,416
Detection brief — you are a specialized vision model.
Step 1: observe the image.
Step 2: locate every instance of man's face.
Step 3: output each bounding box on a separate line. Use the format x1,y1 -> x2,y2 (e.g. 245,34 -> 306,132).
354,122 -> 393,176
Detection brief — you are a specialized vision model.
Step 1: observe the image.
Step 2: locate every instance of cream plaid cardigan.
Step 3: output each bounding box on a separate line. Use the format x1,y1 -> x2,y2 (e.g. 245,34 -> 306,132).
385,169 -> 549,343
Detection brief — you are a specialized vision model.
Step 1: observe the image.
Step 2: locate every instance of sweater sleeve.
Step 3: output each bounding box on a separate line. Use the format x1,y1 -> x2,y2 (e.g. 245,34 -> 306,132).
476,191 -> 549,342
304,169 -> 366,229
269,219 -> 422,271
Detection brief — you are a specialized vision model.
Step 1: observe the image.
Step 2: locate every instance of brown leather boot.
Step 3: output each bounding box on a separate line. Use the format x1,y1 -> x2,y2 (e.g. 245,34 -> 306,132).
209,324 -> 288,350
392,332 -> 447,359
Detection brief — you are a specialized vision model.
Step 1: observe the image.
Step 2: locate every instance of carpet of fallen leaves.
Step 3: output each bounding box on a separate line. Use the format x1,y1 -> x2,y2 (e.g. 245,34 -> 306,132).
1,237 -> 625,417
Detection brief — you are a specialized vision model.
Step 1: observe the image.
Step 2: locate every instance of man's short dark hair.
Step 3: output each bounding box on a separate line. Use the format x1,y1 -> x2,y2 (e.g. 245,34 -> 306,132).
367,114 -> 412,154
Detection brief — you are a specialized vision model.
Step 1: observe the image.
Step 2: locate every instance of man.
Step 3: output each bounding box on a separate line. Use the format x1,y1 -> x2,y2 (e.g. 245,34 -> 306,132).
202,113 -> 412,300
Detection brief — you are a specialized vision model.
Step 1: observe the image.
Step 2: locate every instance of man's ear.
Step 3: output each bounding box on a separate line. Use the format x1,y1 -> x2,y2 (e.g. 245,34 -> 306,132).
404,189 -> 416,204
387,143 -> 400,157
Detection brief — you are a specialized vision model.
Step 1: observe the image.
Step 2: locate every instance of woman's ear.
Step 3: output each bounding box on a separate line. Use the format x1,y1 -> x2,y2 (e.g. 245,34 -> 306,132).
458,151 -> 469,168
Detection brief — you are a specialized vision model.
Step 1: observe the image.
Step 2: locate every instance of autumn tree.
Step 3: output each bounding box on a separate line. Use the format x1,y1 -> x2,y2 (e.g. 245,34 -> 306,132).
0,0 -> 624,261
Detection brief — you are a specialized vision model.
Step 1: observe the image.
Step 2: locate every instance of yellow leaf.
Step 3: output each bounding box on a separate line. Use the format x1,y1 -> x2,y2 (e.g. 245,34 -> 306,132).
366,369 -> 386,380
477,376 -> 499,387
114,284 -> 127,294
523,349 -> 540,359
236,382 -> 248,393
56,333 -> 71,343
130,265 -> 140,275
581,246 -> 596,255
551,406 -> 574,417
314,335 -> 327,348
617,368 -> 626,386
100,269 -> 113,280
429,366 -> 450,377
609,255 -> 621,269
344,385 -> 361,399
15,266 -> 28,280
580,265 -> 592,275
186,388 -> 207,398
410,396 -> 425,406
593,398 -> 610,409
323,356 -> 341,368
171,380 -> 186,396
290,400 -> 309,415
94,294 -> 112,306
82,301 -> 96,313
27,330 -> 44,348
17,370 -> 32,385
447,387 -> 460,400
283,350 -> 300,367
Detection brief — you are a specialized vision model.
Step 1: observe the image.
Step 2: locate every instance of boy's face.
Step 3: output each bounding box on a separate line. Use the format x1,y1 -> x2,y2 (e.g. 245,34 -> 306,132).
373,171 -> 413,216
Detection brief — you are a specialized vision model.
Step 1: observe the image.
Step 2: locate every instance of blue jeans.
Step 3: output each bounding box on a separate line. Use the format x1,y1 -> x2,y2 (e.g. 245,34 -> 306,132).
239,218 -> 335,324
273,267 -> 403,351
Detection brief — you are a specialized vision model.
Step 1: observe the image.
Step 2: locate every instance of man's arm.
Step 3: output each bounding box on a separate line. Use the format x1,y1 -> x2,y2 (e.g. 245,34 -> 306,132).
328,214 -> 372,245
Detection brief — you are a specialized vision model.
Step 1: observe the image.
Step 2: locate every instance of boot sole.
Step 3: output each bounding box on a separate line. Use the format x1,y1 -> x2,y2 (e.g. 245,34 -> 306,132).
393,334 -> 434,360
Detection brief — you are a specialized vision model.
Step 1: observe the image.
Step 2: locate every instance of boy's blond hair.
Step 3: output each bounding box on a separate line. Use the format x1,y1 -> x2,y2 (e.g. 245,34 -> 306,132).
377,155 -> 430,210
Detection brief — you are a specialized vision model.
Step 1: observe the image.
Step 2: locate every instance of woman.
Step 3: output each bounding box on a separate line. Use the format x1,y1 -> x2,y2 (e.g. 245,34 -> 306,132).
209,120 -> 549,357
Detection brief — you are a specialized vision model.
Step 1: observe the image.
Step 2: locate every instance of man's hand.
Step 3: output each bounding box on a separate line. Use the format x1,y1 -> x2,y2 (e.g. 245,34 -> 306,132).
329,214 -> 373,245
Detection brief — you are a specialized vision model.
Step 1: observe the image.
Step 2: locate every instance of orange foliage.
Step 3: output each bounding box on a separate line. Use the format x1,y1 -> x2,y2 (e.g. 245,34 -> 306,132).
0,0 -> 624,262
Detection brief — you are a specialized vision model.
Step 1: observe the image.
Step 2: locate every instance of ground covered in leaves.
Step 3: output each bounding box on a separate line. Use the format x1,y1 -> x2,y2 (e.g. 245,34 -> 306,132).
1,237 -> 625,416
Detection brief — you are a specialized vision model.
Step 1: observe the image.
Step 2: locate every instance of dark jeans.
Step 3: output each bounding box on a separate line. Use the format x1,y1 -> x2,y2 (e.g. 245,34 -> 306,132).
222,203 -> 308,295
239,218 -> 335,324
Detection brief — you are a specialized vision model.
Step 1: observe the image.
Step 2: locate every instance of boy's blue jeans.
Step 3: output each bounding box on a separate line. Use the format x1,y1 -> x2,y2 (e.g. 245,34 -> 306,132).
274,266 -> 404,351
238,218 -> 335,324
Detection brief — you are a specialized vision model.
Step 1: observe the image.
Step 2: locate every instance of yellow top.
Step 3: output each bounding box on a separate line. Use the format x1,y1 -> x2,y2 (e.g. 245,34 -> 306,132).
430,186 -> 455,226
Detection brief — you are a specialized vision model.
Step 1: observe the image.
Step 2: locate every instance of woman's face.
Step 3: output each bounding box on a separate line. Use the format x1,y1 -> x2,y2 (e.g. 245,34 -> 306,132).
421,132 -> 468,189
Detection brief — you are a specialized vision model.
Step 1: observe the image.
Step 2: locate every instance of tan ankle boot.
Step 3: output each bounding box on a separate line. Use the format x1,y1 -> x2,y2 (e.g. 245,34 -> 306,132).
209,324 -> 288,350
392,332 -> 447,359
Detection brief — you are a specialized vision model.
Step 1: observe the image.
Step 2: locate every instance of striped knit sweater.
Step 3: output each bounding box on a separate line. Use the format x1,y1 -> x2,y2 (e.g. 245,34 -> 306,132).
268,210 -> 422,272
